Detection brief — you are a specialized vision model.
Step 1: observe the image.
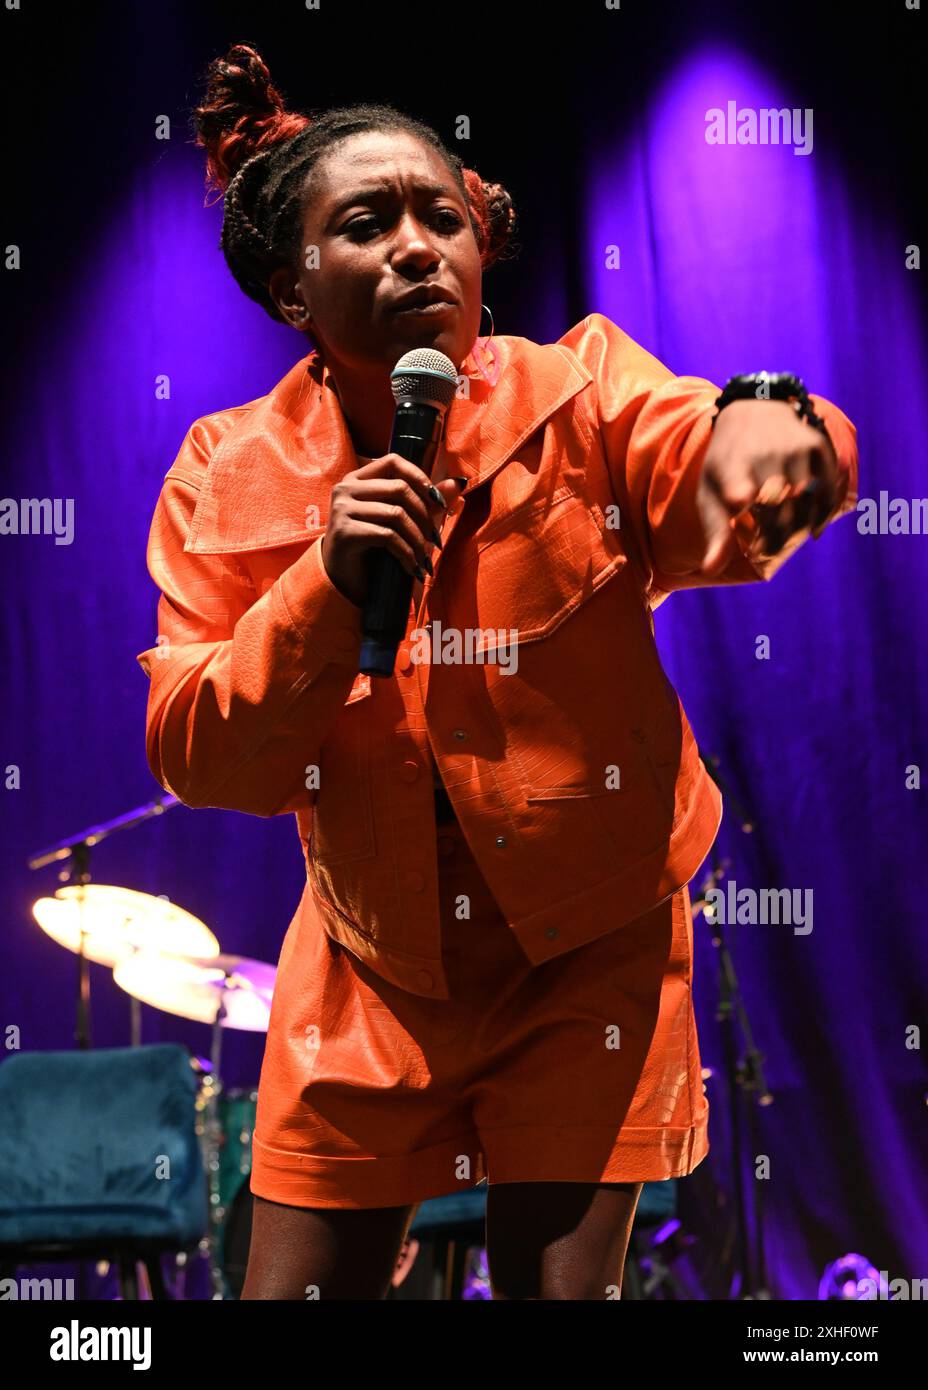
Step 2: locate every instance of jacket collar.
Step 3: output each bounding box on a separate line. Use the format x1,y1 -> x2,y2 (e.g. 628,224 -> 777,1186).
184,334 -> 592,554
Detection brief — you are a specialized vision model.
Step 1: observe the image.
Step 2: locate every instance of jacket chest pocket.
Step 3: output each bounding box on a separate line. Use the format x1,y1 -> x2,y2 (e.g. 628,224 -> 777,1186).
455,492 -> 686,862
451,484 -> 628,650
437,484 -> 631,790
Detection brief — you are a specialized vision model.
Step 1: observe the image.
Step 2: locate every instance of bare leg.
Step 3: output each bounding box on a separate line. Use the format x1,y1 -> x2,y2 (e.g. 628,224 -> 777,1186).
241,1194 -> 417,1300
486,1181 -> 643,1300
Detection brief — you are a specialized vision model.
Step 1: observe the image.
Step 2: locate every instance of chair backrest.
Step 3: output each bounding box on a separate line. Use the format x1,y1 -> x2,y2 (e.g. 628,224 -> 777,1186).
636,1178 -> 678,1226
0,1043 -> 208,1247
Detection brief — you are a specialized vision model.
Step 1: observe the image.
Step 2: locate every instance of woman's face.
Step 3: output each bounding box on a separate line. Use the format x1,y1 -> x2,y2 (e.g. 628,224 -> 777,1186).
269,130 -> 483,375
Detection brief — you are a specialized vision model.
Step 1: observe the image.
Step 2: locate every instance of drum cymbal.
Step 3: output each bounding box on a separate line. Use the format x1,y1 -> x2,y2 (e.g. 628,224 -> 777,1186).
112,952 -> 276,1032
31,884 -> 219,968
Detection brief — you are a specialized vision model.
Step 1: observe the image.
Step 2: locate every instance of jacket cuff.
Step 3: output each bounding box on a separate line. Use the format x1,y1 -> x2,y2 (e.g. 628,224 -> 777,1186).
808,394 -> 859,518
278,536 -> 364,667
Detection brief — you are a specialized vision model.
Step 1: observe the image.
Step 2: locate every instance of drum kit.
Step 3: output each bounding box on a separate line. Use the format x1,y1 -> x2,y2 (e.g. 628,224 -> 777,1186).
26,793 -> 275,1299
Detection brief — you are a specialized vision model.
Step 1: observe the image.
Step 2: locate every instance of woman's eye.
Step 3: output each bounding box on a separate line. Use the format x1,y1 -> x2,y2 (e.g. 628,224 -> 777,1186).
346,217 -> 380,239
345,209 -> 463,239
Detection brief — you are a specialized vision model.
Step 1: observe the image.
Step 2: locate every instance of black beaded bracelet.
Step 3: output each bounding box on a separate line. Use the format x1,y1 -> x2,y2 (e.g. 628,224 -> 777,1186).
712,372 -> 827,434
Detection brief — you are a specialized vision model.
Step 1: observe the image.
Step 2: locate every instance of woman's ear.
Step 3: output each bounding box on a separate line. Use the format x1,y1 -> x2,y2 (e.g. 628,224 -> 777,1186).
268,265 -> 311,331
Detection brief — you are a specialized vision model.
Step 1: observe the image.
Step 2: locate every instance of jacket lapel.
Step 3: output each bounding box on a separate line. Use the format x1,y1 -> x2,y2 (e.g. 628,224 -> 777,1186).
183,335 -> 592,556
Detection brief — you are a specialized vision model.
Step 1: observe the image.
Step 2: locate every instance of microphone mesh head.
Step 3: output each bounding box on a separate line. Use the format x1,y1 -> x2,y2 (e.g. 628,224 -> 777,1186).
391,348 -> 459,408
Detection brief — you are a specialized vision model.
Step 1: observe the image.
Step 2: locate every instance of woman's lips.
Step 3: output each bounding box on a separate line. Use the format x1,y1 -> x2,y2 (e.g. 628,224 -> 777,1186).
391,300 -> 457,317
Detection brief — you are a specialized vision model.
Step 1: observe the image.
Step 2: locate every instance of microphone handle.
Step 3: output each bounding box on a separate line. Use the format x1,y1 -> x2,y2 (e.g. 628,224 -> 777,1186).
359,401 -> 445,677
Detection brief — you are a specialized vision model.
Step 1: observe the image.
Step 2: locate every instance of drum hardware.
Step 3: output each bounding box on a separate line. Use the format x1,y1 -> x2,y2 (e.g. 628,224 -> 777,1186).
182,1067 -> 258,1300
214,1089 -> 259,1298
695,753 -> 771,1301
189,1055 -> 228,1300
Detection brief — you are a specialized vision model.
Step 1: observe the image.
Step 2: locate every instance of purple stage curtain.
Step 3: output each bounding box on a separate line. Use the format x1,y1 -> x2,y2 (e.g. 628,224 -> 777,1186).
573,43 -> 928,1296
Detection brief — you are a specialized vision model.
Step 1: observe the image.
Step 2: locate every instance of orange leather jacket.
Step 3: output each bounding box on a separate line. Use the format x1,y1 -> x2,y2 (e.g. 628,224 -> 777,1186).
137,313 -> 858,998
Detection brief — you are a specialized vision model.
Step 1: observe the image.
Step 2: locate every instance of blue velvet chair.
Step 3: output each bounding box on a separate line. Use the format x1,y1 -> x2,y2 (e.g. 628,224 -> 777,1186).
0,1044 -> 208,1299
397,1179 -> 678,1299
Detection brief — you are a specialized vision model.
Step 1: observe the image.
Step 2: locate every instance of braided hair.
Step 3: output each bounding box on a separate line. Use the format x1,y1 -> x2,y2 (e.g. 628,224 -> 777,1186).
192,43 -> 518,328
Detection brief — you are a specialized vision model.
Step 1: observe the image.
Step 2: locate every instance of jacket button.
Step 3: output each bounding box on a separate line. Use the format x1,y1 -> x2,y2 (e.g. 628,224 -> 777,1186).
545,927 -> 559,941
400,760 -> 419,782
417,969 -> 434,990
404,870 -> 426,892
452,728 -> 468,741
495,836 -> 507,848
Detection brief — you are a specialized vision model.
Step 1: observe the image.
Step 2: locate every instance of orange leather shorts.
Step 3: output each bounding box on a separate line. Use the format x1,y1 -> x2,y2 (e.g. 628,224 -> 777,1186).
250,815 -> 710,1210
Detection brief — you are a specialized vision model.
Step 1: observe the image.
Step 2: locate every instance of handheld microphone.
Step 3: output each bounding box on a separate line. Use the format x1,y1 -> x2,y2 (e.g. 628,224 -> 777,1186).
359,348 -> 458,677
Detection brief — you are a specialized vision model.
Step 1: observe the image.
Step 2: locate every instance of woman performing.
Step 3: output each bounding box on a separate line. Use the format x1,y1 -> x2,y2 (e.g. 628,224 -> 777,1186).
136,43 -> 858,1299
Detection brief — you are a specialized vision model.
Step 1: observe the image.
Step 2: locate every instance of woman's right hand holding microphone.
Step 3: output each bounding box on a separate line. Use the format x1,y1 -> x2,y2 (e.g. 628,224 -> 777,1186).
320,454 -> 466,607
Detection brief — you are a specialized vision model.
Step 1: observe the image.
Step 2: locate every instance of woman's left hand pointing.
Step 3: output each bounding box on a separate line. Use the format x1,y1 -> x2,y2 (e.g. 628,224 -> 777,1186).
697,397 -> 840,575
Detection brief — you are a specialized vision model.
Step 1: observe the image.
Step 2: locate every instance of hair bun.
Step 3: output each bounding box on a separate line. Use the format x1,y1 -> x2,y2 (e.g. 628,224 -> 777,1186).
462,169 -> 518,270
193,42 -> 309,195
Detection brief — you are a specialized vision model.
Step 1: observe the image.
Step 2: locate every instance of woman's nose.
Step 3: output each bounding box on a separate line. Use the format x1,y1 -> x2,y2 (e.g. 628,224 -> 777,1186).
392,216 -> 440,265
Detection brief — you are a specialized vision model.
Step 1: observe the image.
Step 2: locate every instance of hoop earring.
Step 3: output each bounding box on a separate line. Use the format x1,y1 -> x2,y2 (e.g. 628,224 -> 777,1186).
468,302 -> 500,386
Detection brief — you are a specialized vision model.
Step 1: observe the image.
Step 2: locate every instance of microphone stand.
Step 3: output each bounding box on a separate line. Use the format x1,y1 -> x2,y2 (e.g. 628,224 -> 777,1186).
693,754 -> 772,1300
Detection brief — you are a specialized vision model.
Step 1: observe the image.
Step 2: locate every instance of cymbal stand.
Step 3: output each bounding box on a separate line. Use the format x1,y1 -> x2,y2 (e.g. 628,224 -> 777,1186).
65,841 -> 93,1051
26,793 -> 181,1050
